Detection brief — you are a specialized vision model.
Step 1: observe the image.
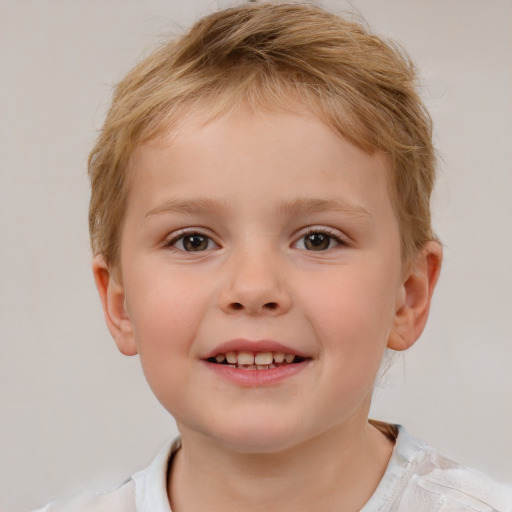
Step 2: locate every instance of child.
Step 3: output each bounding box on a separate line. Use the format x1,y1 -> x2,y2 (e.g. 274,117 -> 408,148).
37,2 -> 511,511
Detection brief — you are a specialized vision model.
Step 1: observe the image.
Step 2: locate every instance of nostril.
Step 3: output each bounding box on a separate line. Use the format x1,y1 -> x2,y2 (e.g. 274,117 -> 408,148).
231,302 -> 244,310
264,302 -> 278,310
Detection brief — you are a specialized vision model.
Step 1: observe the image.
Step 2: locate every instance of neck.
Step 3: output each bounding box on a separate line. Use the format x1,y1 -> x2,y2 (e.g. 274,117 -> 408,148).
168,421 -> 394,512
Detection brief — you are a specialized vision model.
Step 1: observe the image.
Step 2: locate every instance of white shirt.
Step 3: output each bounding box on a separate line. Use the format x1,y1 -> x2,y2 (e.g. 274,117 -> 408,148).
36,426 -> 512,512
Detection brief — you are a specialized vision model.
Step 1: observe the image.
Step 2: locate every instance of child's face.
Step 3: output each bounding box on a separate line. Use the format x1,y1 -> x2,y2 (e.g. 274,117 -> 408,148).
98,108 -> 416,452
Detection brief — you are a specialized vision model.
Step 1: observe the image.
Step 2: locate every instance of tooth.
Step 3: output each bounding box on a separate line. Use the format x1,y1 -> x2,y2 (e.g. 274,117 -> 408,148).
273,352 -> 285,363
227,364 -> 236,368
269,363 -> 276,369
255,352 -> 273,365
256,365 -> 269,370
215,354 -> 226,363
226,352 -> 237,364
246,365 -> 257,370
237,351 -> 255,365
284,353 -> 295,363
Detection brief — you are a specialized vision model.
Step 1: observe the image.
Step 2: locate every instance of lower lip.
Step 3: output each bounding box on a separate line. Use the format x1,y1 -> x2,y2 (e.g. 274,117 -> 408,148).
202,360 -> 311,386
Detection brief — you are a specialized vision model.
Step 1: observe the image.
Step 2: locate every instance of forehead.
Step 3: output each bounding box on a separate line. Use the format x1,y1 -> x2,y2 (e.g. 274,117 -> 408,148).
130,108 -> 389,185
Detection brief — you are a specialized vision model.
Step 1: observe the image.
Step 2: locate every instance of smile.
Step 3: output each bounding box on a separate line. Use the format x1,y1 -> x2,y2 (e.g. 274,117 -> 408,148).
202,340 -> 312,385
206,351 -> 306,370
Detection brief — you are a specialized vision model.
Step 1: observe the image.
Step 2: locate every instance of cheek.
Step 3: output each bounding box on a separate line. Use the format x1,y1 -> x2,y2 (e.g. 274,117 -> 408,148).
124,273 -> 206,414
124,268 -> 210,361
302,266 -> 399,353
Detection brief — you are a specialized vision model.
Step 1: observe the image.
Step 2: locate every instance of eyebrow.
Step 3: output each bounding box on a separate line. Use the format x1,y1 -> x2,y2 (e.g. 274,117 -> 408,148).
145,197 -> 232,218
145,197 -> 371,220
277,198 -> 372,220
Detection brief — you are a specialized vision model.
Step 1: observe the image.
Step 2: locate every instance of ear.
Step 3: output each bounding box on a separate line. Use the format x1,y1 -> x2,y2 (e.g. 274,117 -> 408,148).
92,255 -> 138,356
388,241 -> 443,351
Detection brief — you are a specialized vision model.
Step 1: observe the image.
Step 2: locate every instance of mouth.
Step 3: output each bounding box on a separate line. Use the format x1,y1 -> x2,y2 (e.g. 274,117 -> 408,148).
206,351 -> 308,370
202,340 -> 312,385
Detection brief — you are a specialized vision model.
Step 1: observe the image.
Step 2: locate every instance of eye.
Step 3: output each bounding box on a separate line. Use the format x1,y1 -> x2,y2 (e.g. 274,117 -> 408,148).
294,230 -> 344,251
168,232 -> 217,252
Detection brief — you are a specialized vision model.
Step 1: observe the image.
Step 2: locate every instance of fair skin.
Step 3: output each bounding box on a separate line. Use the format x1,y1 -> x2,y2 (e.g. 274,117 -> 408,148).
94,108 -> 442,511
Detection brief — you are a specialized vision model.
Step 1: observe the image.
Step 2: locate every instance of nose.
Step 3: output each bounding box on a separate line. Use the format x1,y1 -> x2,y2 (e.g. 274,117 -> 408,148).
218,248 -> 292,316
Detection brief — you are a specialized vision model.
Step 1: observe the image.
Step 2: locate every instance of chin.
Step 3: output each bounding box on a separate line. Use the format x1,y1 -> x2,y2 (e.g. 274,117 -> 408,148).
206,417 -> 309,454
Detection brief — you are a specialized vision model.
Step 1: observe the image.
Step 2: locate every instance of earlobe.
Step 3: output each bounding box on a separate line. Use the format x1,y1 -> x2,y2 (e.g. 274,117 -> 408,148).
388,241 -> 443,351
92,255 -> 138,356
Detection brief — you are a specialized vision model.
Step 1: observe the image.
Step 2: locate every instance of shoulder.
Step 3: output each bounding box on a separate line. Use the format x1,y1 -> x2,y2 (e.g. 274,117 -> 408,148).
33,438 -> 179,512
32,479 -> 136,512
384,426 -> 512,512
413,449 -> 512,511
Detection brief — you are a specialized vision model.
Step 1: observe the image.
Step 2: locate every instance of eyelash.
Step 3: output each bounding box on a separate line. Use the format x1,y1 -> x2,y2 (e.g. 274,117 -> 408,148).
164,229 -> 217,252
164,227 -> 348,253
294,227 -> 348,251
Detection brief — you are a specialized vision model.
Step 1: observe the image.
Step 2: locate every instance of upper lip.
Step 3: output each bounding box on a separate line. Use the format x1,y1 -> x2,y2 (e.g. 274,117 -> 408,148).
203,339 -> 310,359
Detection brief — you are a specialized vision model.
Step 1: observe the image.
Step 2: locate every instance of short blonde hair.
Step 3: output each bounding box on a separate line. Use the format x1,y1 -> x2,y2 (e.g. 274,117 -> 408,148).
88,2 -> 436,268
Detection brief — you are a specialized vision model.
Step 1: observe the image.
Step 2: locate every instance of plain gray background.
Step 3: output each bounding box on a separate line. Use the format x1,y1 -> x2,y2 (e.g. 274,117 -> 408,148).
0,1 -> 511,510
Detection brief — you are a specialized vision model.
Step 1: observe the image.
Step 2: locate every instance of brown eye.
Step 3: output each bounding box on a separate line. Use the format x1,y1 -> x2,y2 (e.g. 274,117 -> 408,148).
303,233 -> 332,251
182,234 -> 210,251
169,233 -> 215,252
